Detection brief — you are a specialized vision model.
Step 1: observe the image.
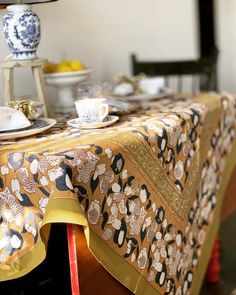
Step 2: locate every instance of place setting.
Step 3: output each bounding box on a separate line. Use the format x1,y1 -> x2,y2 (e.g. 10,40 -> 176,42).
67,83 -> 119,129
0,101 -> 57,140
67,98 -> 119,129
110,73 -> 173,102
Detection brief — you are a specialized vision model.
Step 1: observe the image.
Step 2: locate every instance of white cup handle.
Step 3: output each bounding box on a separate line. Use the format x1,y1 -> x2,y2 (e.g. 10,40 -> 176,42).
99,103 -> 109,121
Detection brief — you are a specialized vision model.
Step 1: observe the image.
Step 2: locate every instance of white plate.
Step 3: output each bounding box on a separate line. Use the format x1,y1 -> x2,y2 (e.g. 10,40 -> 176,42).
0,121 -> 33,133
67,115 -> 119,129
0,118 -> 57,140
110,91 -> 172,102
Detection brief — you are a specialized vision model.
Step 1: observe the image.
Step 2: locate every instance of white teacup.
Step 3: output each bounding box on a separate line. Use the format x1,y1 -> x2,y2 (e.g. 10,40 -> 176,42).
139,77 -> 165,95
75,98 -> 109,123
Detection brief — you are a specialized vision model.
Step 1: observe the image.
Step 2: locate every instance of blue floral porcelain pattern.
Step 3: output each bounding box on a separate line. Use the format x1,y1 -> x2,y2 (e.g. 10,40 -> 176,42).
2,5 -> 40,60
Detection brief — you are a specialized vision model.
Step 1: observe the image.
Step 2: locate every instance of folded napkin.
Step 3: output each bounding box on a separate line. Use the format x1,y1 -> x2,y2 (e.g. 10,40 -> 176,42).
0,107 -> 31,131
138,77 -> 165,95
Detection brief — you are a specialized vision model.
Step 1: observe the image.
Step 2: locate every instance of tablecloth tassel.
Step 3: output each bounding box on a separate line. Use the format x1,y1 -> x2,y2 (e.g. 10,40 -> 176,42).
67,224 -> 80,295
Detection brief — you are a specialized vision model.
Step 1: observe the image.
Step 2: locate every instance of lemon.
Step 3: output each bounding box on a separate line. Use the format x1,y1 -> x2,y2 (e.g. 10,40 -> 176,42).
55,64 -> 72,72
43,59 -> 86,73
66,60 -> 85,71
43,63 -> 57,73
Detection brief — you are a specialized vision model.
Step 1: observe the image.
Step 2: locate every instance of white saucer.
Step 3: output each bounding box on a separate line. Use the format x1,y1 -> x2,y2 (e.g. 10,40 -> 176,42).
110,89 -> 172,102
67,115 -> 119,129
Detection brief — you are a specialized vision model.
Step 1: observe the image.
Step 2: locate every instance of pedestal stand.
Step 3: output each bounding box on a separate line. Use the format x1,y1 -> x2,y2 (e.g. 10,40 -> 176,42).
0,58 -> 48,117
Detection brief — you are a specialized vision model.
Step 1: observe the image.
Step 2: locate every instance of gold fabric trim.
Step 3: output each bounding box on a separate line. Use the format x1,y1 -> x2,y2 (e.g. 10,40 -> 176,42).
86,228 -> 161,295
0,198 -> 87,281
0,237 -> 46,281
181,95 -> 222,220
110,133 -> 187,218
111,95 -> 223,221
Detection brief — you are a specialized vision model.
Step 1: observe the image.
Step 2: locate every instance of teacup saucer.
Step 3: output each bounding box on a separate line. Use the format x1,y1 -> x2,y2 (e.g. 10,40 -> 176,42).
67,115 -> 119,129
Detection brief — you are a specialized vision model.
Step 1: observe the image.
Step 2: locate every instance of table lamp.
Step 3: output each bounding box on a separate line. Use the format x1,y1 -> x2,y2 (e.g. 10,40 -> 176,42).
0,0 -> 57,60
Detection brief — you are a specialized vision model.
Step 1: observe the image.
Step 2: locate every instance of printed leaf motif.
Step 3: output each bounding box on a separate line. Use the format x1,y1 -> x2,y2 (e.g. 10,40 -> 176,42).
155,262 -> 167,287
155,206 -> 165,224
148,257 -> 153,273
127,176 -> 135,186
126,200 -> 132,216
26,155 -> 39,163
33,172 -> 39,184
111,153 -> 125,174
90,174 -> 99,193
140,227 -> 147,243
55,163 -> 73,191
19,193 -> 34,207
64,154 -> 74,160
85,199 -> 89,212
136,245 -> 139,260
128,195 -> 138,200
113,218 -> 127,247
1,229 -> 23,255
102,212 -> 109,230
8,152 -> 24,171
23,211 -> 39,243
124,253 -> 131,259
107,188 -> 113,195
76,185 -> 87,197
33,212 -> 43,219
126,237 -> 138,246
118,176 -> 123,189
39,187 -> 50,197
101,196 -> 107,214
146,199 -> 152,210
95,146 -> 103,154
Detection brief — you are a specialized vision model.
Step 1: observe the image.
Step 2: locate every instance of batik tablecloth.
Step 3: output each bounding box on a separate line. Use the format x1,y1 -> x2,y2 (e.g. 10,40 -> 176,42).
0,93 -> 236,295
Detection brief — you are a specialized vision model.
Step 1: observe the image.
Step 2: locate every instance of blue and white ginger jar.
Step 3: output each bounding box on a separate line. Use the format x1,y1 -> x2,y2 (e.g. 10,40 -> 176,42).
2,4 -> 41,60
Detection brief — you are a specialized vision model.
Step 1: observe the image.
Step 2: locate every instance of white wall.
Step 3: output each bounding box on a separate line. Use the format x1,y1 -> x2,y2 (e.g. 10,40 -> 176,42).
215,0 -> 236,93
0,0 -> 200,106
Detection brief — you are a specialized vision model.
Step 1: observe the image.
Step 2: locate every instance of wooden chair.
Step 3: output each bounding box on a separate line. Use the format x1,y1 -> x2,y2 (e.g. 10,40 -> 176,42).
131,48 -> 219,94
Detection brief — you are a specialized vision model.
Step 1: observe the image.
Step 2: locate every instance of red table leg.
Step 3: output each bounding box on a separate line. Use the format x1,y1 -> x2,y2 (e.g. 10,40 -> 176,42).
67,224 -> 80,295
205,235 -> 221,283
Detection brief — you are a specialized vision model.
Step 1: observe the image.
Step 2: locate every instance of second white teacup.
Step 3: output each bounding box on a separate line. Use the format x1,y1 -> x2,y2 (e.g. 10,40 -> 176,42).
75,98 -> 109,123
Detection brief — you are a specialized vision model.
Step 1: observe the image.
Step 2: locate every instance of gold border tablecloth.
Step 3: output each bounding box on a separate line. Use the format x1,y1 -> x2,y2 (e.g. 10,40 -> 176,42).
0,93 -> 235,295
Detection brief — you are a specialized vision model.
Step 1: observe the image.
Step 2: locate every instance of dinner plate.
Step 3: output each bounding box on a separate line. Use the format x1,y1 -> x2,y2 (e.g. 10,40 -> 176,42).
0,118 -> 57,140
0,121 -> 33,133
110,90 -> 172,102
67,115 -> 119,129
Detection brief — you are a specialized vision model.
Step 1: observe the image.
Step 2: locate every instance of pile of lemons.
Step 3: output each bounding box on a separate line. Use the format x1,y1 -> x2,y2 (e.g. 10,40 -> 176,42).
43,60 -> 85,74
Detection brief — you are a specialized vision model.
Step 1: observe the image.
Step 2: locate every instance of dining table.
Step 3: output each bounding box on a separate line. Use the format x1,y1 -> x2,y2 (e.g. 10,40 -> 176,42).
0,92 -> 236,295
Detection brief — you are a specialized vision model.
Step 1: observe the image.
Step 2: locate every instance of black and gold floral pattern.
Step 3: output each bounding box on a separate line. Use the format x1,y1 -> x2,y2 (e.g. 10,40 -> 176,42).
0,94 -> 235,295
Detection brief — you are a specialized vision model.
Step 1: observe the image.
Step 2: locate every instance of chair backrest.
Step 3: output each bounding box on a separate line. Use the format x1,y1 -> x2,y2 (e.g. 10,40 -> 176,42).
131,48 -> 219,94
